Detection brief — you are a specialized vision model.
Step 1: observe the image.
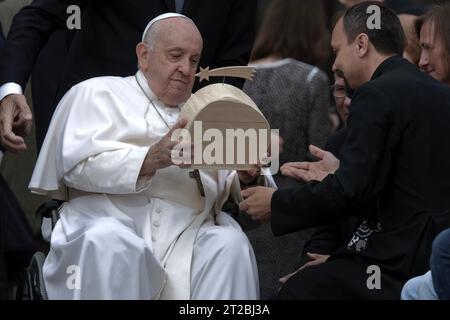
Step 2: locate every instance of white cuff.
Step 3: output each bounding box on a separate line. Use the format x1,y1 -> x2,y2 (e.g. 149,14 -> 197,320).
0,82 -> 23,101
131,146 -> 154,192
261,167 -> 277,189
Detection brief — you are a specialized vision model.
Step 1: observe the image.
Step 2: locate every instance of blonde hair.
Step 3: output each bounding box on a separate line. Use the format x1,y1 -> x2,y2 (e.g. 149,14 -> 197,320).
398,14 -> 421,65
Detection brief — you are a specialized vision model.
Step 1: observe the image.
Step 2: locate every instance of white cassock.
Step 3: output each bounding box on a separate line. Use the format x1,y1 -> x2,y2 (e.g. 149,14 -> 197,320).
30,70 -> 272,300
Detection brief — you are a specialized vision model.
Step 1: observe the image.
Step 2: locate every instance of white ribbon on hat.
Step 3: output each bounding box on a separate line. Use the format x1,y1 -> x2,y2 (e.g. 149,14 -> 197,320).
141,13 -> 193,42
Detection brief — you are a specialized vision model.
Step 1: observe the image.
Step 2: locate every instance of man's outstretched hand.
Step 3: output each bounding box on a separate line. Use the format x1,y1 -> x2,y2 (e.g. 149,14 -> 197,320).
281,145 -> 340,182
0,94 -> 33,153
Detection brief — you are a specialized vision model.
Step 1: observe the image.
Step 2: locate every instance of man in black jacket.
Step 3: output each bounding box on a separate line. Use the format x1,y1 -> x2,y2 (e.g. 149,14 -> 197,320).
240,1 -> 450,299
0,0 -> 256,152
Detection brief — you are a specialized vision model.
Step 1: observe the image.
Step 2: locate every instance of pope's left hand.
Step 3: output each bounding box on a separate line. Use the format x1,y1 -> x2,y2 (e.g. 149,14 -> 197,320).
239,187 -> 276,223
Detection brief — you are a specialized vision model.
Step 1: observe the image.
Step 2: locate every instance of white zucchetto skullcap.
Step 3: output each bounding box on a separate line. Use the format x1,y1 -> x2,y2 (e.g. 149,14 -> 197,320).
141,13 -> 193,42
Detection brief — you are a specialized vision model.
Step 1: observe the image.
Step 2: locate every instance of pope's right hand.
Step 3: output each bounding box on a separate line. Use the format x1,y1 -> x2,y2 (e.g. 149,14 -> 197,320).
140,118 -> 188,176
0,94 -> 33,153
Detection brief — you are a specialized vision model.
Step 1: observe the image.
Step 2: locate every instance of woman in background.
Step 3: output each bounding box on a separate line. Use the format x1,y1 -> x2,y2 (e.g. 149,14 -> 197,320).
244,0 -> 331,190
241,0 -> 331,299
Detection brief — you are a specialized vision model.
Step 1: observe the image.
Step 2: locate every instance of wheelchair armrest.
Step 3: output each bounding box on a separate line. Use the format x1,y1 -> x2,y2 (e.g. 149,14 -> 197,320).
36,200 -> 62,232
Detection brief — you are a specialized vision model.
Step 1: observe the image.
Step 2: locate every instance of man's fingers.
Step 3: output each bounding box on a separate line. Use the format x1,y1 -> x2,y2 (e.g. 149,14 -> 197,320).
3,131 -> 25,144
279,254 -> 329,285
306,252 -> 323,260
297,263 -> 311,272
1,132 -> 26,153
0,114 -> 27,152
0,95 -> 16,113
278,276 -> 289,284
0,114 -> 13,135
239,194 -> 260,215
248,212 -> 268,223
239,199 -> 250,212
279,271 -> 297,284
298,260 -> 321,271
280,168 -> 297,178
0,95 -> 32,150
282,162 -> 310,170
15,96 -> 33,121
13,116 -> 33,137
309,145 -> 327,160
293,170 -> 312,181
241,187 -> 259,199
0,102 -> 15,135
281,168 -> 311,182
17,100 -> 33,121
24,120 -> 33,136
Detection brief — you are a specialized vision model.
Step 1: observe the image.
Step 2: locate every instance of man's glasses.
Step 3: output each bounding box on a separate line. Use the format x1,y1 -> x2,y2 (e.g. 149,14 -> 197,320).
333,70 -> 354,99
331,84 -> 347,99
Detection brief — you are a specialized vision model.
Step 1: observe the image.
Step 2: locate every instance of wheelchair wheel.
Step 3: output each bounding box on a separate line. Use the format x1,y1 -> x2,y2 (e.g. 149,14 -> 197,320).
20,252 -> 48,300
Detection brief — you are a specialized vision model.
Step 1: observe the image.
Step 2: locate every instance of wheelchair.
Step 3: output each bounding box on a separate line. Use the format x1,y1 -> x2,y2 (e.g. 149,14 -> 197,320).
18,201 -> 60,300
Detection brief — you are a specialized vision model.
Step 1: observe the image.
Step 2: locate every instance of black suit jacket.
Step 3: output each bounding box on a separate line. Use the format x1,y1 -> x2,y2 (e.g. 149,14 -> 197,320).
0,23 -> 4,49
31,30 -> 75,148
272,56 -> 450,279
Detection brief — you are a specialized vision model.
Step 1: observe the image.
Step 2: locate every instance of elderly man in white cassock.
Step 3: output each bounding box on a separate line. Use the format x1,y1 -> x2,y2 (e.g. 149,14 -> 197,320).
28,13 -> 265,300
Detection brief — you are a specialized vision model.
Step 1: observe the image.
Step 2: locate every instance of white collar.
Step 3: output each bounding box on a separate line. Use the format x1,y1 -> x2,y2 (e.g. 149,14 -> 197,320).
135,70 -> 158,100
135,70 -> 188,111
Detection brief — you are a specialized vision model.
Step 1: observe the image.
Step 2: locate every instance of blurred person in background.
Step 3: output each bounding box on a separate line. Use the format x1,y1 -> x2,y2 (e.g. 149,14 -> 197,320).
240,0 -> 331,299
244,0 -> 331,190
279,72 -> 357,285
402,3 -> 450,300
416,3 -> 450,85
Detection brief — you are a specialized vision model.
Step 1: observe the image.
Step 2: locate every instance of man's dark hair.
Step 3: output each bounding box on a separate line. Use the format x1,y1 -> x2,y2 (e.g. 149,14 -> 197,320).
343,1 -> 406,55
